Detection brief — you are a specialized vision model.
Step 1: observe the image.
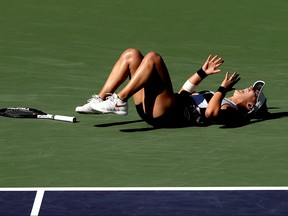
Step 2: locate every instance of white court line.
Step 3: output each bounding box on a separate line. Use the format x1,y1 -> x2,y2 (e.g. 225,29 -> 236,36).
30,189 -> 45,216
1,186 -> 288,191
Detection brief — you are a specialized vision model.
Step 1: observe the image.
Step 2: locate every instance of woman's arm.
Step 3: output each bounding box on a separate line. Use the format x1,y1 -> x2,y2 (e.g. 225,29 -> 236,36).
205,72 -> 240,119
179,55 -> 224,94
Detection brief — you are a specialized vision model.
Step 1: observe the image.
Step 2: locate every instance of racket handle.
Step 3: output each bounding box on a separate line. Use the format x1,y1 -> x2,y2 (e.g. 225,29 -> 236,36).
53,115 -> 76,123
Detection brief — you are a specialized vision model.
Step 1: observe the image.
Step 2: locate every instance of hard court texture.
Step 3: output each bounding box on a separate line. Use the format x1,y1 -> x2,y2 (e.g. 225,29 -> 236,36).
0,0 -> 287,187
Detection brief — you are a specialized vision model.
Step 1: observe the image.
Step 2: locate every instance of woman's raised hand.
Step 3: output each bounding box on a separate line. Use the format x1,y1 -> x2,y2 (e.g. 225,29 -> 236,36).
202,54 -> 224,75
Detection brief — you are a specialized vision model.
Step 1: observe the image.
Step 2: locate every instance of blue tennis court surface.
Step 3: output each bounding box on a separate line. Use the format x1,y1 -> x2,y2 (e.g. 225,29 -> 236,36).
1,187 -> 288,216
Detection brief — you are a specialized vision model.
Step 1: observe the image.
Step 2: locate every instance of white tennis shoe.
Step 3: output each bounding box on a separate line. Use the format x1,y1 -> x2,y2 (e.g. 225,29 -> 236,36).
75,94 -> 103,113
91,93 -> 128,116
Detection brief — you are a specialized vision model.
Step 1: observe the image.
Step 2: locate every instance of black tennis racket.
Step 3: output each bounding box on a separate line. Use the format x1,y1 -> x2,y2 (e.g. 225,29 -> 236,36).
0,107 -> 76,123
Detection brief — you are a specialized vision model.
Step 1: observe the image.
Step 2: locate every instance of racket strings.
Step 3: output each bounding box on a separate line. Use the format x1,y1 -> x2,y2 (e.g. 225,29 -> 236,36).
3,109 -> 35,117
0,108 -> 45,118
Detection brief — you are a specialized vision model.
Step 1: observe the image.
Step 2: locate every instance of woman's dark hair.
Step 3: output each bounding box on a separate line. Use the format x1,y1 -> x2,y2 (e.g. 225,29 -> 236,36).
247,99 -> 269,119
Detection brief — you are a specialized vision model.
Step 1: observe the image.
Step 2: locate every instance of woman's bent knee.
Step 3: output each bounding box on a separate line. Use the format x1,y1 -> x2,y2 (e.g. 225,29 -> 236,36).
122,48 -> 141,58
121,48 -> 143,63
144,51 -> 162,63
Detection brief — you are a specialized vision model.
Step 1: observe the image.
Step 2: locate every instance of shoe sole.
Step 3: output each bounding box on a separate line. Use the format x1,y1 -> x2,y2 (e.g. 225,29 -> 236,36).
76,111 -> 103,114
93,107 -> 128,116
75,108 -> 103,114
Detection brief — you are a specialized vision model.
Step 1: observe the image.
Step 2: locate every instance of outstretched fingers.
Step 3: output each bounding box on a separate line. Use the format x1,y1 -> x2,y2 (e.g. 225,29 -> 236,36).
221,72 -> 241,91
230,72 -> 241,88
211,55 -> 218,62
202,54 -> 224,75
230,72 -> 241,83
206,54 -> 212,63
210,55 -> 224,69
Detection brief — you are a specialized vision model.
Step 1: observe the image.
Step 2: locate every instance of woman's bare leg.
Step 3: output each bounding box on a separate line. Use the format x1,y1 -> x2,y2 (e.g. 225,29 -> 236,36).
117,52 -> 175,117
76,48 -> 145,114
89,50 -> 175,118
98,48 -> 143,99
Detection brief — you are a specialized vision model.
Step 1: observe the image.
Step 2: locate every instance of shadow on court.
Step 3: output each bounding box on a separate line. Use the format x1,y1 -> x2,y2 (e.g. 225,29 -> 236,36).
94,119 -> 144,127
94,119 -> 158,132
221,110 -> 288,129
94,110 -> 288,132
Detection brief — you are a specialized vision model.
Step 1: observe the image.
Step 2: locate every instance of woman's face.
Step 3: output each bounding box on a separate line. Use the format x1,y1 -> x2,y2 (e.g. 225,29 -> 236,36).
233,86 -> 257,108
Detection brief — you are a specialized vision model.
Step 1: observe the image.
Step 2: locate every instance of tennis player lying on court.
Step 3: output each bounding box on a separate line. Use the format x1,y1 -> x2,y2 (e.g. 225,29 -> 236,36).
76,48 -> 268,127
